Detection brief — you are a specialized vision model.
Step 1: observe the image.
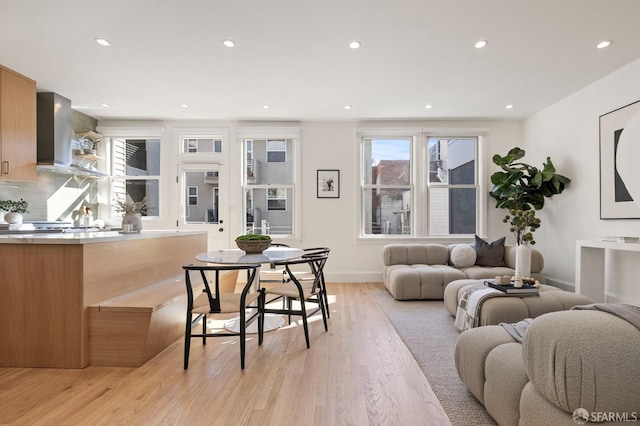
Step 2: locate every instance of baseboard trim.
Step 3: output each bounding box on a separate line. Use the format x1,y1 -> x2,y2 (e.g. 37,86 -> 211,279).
324,272 -> 382,283
544,277 -> 575,293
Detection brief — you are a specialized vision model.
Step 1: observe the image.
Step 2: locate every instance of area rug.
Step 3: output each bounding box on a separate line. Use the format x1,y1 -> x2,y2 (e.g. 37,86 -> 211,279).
372,289 -> 496,426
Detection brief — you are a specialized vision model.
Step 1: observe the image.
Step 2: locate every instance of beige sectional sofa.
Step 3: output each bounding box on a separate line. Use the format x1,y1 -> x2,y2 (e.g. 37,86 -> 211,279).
382,243 -> 545,300
455,308 -> 640,425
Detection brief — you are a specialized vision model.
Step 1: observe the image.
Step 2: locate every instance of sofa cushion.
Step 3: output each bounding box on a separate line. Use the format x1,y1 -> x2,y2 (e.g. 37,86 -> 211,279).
473,235 -> 506,267
449,244 -> 476,268
384,264 -> 466,300
523,310 -> 640,415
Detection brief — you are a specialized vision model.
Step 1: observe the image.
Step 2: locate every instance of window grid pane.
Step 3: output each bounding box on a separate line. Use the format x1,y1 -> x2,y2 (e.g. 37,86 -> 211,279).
242,137 -> 296,237
111,137 -> 161,218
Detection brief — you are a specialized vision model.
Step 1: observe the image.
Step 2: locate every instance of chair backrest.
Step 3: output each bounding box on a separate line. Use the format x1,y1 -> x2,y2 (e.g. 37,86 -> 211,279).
183,263 -> 260,313
302,247 -> 330,257
303,248 -> 330,285
274,253 -> 329,293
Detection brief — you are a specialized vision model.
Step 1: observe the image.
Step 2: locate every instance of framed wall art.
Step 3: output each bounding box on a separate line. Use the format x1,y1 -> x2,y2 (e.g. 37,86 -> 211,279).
600,99 -> 640,219
317,169 -> 340,198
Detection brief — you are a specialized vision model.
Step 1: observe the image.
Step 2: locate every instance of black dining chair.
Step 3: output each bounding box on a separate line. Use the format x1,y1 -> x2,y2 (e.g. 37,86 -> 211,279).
278,247 -> 331,318
182,263 -> 264,370
262,252 -> 329,348
300,247 -> 331,318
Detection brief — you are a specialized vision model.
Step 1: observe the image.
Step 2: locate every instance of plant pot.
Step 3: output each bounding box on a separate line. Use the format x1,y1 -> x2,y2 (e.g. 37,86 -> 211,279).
4,212 -> 23,224
235,238 -> 271,254
514,244 -> 532,278
122,213 -> 142,233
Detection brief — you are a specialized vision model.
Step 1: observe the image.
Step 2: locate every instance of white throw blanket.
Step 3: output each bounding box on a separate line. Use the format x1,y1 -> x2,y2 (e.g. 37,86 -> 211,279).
454,284 -> 503,331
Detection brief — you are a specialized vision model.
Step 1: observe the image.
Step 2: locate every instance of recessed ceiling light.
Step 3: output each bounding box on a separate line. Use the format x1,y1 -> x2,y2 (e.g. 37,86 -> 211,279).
505,104 -> 514,109
100,103 -> 110,108
262,105 -> 270,109
95,38 -> 111,47
597,40 -> 612,49
425,104 -> 433,109
223,39 -> 235,48
180,104 -> 189,109
349,41 -> 361,49
344,105 -> 352,110
474,40 -> 488,49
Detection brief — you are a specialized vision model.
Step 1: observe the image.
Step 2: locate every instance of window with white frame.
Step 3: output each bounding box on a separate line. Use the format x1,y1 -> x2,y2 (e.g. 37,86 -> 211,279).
180,136 -> 222,154
111,137 -> 161,217
242,137 -> 296,236
359,132 -> 481,237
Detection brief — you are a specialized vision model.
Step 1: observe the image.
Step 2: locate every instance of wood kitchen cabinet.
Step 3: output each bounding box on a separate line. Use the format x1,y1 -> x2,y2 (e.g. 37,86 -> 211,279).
0,65 -> 37,181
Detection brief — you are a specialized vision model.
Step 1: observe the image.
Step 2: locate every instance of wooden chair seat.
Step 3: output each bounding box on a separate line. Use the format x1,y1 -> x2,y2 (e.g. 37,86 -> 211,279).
265,281 -> 315,300
192,291 -> 261,314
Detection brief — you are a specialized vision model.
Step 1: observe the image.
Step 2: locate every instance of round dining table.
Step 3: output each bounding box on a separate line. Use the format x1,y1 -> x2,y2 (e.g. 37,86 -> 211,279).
195,246 -> 304,265
195,246 -> 304,332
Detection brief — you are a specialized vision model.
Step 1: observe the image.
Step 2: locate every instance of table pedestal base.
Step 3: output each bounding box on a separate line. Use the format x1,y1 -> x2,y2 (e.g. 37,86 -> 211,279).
224,313 -> 284,334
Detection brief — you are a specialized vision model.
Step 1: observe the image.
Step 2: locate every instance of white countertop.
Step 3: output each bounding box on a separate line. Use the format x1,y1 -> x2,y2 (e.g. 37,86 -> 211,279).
0,230 -> 208,244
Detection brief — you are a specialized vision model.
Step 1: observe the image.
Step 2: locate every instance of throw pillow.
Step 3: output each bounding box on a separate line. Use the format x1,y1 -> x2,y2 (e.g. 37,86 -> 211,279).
450,245 -> 477,268
473,235 -> 506,267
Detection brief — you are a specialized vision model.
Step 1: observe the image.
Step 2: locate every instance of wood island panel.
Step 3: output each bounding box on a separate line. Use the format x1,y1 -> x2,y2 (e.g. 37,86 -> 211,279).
0,232 -> 207,368
0,244 -> 83,368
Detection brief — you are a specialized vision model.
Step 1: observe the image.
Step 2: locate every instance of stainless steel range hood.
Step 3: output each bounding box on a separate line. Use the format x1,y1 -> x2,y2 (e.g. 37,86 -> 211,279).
36,92 -> 107,178
37,92 -> 73,167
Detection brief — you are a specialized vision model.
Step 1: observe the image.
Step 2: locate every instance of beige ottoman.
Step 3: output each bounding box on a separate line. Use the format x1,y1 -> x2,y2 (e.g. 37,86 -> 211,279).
443,279 -> 593,326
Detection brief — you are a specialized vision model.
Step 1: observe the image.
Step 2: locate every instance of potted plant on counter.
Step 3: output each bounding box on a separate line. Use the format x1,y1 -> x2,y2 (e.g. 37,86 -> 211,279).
0,199 -> 29,224
114,196 -> 148,233
490,147 -> 570,277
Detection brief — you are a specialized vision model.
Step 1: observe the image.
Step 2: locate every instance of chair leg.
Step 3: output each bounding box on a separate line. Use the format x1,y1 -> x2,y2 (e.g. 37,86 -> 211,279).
239,307 -> 246,370
258,289 -> 265,346
322,282 -> 330,319
318,291 -> 328,332
184,314 -> 192,370
299,298 -> 310,349
202,314 -> 207,345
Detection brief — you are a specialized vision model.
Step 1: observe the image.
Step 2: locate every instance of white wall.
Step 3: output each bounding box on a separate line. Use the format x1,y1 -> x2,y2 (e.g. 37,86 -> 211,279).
298,120 -> 523,282
523,57 -> 640,303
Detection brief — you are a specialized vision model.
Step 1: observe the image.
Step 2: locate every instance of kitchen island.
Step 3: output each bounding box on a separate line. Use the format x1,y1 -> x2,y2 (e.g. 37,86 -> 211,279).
0,230 -> 207,368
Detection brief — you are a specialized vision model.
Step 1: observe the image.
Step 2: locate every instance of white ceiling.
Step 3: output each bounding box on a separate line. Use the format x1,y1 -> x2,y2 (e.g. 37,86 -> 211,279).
2,0 -> 640,122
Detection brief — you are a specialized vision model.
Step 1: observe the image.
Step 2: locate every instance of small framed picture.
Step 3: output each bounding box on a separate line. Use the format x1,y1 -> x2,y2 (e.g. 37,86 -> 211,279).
317,169 -> 340,198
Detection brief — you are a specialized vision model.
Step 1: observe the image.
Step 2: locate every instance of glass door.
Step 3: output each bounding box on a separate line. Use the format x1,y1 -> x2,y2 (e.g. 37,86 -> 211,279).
177,163 -> 229,250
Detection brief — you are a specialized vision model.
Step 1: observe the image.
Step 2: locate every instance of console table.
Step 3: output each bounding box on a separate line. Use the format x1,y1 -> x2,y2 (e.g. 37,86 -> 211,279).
575,239 -> 640,303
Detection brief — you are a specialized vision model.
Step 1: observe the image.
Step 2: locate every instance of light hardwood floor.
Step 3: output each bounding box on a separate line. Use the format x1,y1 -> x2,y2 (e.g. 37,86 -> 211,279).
0,283 -> 451,425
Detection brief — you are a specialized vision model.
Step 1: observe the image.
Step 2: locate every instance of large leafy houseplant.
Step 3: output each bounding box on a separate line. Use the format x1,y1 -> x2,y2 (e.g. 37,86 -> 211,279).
490,147 -> 570,245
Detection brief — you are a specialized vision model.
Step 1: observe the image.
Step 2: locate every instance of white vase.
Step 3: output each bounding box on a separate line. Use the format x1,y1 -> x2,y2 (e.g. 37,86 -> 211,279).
122,213 -> 142,232
514,244 -> 532,278
4,212 -> 23,224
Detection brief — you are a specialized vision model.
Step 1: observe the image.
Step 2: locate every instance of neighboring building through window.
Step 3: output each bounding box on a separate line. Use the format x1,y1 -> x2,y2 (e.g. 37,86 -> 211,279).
188,186 -> 198,206
110,137 -> 161,217
362,137 -> 412,235
242,137 -> 296,236
181,136 -> 222,154
359,131 -> 481,237
267,188 -> 286,211
266,139 -> 286,162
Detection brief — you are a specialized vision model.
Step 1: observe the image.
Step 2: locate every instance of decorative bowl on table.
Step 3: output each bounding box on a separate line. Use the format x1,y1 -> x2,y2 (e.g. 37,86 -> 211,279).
235,235 -> 272,254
